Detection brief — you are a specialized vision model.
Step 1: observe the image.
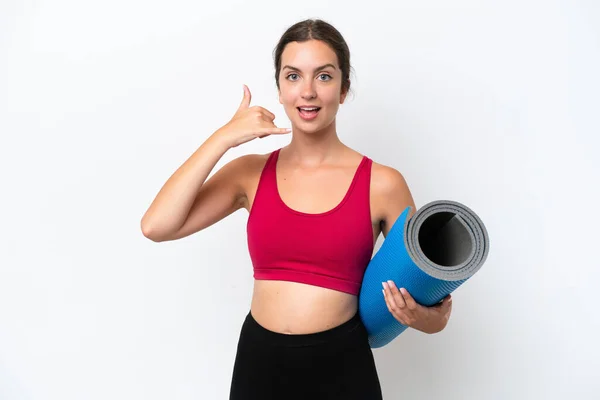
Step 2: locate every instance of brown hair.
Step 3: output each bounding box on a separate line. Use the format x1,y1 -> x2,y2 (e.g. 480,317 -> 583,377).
273,19 -> 354,99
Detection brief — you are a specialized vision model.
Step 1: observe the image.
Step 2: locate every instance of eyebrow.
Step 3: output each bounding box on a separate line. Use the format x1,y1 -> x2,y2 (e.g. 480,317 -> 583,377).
282,64 -> 337,73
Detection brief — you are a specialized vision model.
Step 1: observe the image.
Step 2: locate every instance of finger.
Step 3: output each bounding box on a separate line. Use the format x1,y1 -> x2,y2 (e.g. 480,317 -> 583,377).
432,295 -> 450,308
436,295 -> 452,309
382,288 -> 407,325
385,281 -> 406,310
259,127 -> 292,135
397,286 -> 418,311
238,84 -> 251,112
382,289 -> 392,313
445,296 -> 453,310
383,282 -> 404,311
259,113 -> 277,124
254,106 -> 276,121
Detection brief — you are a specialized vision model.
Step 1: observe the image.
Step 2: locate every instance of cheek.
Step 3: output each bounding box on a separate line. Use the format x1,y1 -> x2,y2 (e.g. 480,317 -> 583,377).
279,85 -> 341,108
321,94 -> 340,110
322,87 -> 343,103
278,87 -> 294,104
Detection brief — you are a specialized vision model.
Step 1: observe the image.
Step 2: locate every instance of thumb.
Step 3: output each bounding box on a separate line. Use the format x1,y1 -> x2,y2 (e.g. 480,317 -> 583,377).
238,84 -> 251,112
434,295 -> 451,308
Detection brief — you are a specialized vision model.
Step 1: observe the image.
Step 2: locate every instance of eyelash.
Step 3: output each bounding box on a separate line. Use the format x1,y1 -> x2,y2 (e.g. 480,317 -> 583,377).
286,73 -> 332,82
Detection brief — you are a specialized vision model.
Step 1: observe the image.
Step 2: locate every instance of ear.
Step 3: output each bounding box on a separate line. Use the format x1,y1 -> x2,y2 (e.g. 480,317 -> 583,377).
340,83 -> 349,104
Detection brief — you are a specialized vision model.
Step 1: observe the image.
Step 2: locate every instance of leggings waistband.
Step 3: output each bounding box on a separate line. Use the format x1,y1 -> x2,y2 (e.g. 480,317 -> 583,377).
243,311 -> 364,347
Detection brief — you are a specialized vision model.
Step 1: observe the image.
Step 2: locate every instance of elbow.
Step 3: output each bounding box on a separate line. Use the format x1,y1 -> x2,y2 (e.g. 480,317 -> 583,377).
141,219 -> 164,242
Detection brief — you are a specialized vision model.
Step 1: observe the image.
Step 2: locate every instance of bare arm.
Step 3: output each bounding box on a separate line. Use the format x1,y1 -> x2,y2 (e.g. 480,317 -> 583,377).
140,133 -> 234,242
373,164 -> 416,238
140,84 -> 290,242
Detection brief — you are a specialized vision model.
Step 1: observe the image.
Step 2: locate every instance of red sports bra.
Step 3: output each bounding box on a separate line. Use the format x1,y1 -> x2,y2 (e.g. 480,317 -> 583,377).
246,148 -> 375,295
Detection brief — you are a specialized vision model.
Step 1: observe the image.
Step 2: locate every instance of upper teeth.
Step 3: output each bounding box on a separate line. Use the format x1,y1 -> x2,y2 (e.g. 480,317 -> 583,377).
300,107 -> 318,111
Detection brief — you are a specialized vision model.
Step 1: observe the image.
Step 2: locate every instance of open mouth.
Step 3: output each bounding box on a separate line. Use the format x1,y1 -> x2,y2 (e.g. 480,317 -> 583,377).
297,107 -> 321,120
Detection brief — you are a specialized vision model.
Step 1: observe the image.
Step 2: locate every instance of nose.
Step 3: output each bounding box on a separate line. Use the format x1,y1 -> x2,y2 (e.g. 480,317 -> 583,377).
301,80 -> 316,99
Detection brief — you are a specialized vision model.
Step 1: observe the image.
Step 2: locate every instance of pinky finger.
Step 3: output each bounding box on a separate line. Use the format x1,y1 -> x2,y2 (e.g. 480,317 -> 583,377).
265,128 -> 292,134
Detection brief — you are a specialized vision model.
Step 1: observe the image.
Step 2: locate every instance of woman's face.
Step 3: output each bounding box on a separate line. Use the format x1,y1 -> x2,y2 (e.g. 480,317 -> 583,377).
278,40 -> 347,133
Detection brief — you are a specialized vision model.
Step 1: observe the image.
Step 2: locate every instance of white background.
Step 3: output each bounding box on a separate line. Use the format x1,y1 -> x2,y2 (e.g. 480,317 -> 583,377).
1,0 -> 599,399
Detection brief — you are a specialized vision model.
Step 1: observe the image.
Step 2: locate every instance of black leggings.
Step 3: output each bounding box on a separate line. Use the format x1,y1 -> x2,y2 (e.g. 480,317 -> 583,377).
229,311 -> 383,400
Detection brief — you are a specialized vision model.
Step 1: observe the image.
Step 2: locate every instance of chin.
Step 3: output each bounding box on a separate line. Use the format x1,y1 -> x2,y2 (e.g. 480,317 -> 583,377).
295,121 -> 334,135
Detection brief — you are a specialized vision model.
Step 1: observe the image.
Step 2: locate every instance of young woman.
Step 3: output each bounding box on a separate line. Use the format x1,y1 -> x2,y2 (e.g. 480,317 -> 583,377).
141,19 -> 452,400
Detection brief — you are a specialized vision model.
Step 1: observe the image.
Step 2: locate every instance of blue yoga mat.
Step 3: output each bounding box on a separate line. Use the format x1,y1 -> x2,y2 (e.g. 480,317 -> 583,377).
358,200 -> 490,348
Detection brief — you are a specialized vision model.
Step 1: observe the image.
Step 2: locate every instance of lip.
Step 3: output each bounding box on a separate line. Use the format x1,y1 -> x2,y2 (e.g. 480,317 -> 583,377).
297,107 -> 320,121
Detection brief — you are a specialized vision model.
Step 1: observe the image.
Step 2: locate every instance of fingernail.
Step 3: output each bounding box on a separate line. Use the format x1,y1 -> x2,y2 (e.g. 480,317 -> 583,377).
381,282 -> 387,289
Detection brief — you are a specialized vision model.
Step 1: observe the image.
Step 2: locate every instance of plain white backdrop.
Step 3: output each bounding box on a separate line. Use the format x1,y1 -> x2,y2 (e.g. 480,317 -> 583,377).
1,0 -> 599,399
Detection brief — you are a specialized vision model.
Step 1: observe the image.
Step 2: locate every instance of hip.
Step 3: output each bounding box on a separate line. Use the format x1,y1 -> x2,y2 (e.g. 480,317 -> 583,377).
229,310 -> 382,399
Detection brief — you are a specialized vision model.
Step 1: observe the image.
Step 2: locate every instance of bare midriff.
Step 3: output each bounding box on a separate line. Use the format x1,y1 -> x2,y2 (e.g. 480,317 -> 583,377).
250,279 -> 358,334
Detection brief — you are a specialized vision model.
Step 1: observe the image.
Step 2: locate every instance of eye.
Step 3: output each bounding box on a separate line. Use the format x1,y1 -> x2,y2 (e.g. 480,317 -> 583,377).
285,73 -> 333,81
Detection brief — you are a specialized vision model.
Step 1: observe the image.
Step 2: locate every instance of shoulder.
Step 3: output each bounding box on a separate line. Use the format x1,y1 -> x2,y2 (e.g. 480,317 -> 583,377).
369,160 -> 417,237
370,161 -> 413,206
226,150 -> 273,176
231,151 -> 273,208
370,161 -> 408,194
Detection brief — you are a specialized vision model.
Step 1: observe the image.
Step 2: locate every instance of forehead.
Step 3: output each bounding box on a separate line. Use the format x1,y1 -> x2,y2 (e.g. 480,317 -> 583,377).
281,40 -> 338,69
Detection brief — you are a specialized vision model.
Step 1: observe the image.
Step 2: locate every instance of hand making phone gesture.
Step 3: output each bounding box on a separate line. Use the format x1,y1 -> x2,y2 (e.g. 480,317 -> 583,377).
215,85 -> 292,148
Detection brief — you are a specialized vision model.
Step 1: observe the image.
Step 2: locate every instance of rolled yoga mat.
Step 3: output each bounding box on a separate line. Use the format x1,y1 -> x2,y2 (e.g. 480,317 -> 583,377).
358,200 -> 490,348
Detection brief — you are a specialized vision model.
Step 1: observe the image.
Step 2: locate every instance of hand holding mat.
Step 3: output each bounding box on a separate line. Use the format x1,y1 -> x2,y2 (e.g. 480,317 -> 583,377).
358,200 -> 490,348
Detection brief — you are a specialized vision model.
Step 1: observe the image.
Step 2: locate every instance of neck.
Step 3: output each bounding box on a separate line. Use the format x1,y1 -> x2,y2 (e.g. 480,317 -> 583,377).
284,120 -> 346,166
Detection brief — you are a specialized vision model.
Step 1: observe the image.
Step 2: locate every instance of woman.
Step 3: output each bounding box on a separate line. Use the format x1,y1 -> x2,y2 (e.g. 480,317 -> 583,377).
141,19 -> 452,400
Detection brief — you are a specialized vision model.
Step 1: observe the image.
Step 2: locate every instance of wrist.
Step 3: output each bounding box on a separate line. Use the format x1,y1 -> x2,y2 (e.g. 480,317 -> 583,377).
209,129 -> 233,152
